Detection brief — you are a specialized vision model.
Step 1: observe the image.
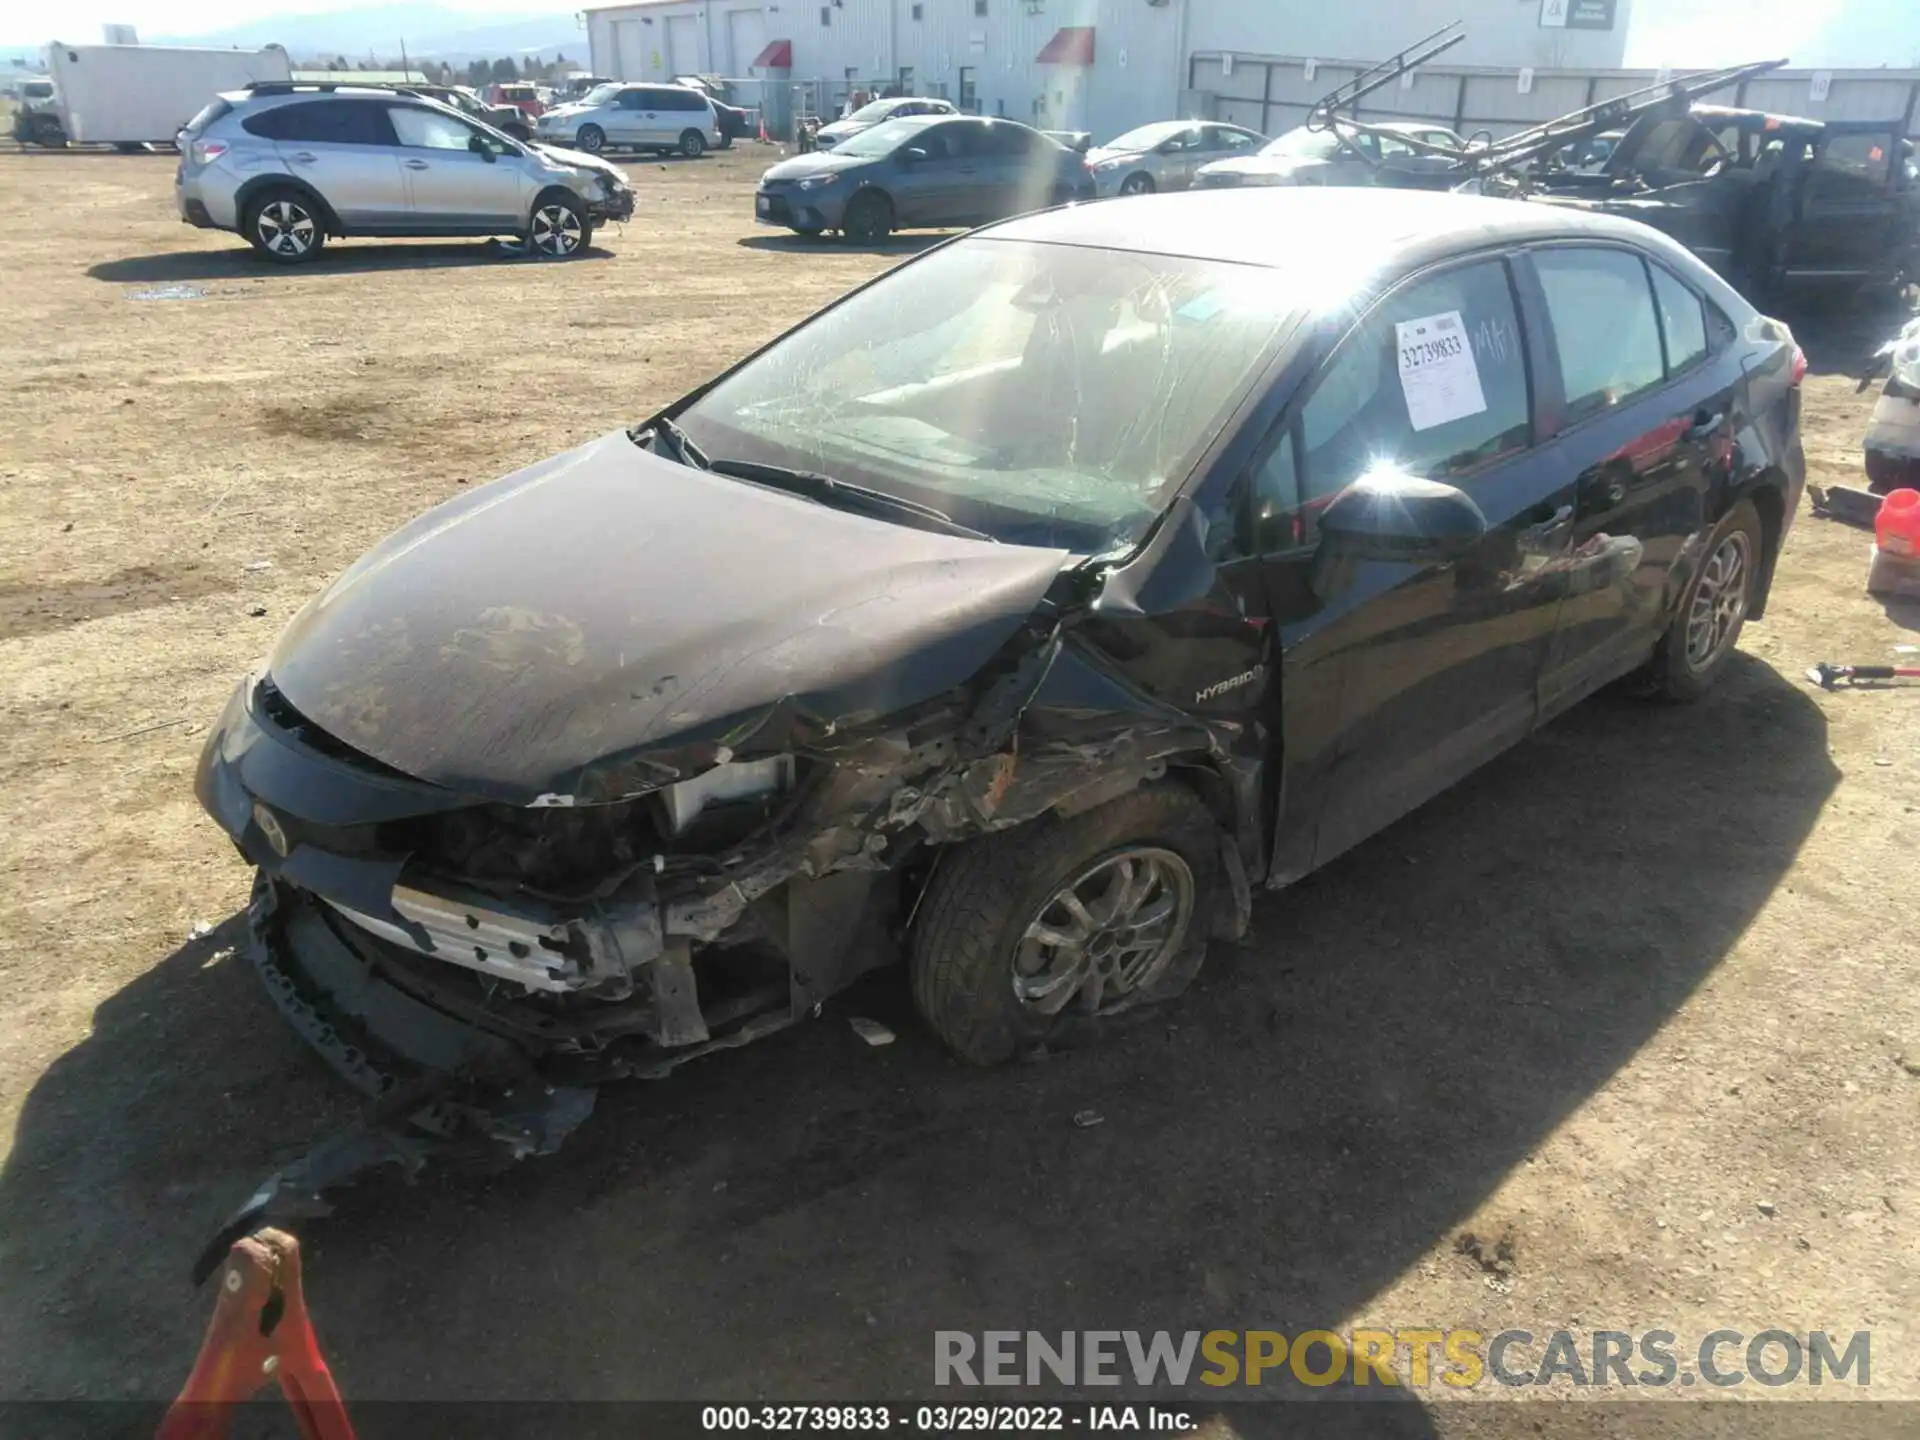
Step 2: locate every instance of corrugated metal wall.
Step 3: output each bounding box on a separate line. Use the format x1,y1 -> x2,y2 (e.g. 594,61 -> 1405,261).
584,0 -> 1916,143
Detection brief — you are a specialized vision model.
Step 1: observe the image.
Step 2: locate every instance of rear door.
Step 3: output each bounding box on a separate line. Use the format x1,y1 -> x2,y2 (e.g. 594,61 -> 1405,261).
386,104 -> 526,230
1523,245 -> 1739,716
1246,255 -> 1574,875
1786,124 -> 1907,280
245,99 -> 406,229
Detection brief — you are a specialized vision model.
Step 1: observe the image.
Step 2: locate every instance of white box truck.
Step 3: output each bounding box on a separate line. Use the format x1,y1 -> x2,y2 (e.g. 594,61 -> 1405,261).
42,43 -> 291,146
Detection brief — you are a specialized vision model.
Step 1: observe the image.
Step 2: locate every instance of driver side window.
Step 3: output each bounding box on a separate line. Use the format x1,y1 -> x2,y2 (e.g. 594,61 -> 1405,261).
1252,258 -> 1531,552
389,106 -> 482,151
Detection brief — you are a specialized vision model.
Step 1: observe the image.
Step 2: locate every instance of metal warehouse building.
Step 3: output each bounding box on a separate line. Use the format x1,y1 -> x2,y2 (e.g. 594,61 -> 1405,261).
584,0 -> 1632,143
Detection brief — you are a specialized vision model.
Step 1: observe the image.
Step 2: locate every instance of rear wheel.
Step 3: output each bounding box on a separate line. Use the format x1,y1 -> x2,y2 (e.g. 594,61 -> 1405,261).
910,784 -> 1221,1066
244,189 -> 324,264
679,129 -> 707,158
575,124 -> 605,154
841,190 -> 892,245
527,194 -> 591,258
1120,172 -> 1155,196
1644,499 -> 1762,701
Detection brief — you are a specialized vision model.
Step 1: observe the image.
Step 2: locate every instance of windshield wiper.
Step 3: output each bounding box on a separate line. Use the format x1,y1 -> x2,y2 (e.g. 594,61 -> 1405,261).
706,458 -> 995,542
632,415 -> 709,470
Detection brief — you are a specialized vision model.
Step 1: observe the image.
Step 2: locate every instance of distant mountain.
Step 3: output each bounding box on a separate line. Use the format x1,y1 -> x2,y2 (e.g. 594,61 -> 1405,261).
141,5 -> 584,64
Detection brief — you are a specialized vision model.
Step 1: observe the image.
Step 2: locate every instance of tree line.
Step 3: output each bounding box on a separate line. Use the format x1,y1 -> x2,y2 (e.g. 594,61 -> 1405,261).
306,54 -> 580,86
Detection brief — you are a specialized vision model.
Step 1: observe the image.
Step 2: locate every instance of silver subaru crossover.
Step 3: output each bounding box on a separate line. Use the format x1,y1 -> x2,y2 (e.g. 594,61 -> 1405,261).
176,83 -> 635,263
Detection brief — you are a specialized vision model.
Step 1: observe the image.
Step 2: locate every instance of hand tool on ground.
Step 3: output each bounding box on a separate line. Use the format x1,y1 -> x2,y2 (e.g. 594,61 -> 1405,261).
1805,661 -> 1920,689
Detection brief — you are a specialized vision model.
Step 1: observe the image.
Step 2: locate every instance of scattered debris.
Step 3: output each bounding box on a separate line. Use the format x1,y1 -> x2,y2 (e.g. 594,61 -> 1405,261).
1896,1054 -> 1920,1076
847,1016 -> 895,1047
129,283 -> 207,302
1807,483 -> 1881,530
1757,1200 -> 1778,1218
94,716 -> 191,744
247,604 -> 268,617
243,560 -> 273,573
188,920 -> 215,941
1455,1227 -> 1518,1280
60,521 -> 72,533
1071,1109 -> 1105,1129
1806,661 -> 1920,690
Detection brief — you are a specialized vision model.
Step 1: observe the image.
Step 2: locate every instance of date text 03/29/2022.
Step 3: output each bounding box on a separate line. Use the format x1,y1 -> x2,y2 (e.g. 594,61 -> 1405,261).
700,1405 -> 1196,1432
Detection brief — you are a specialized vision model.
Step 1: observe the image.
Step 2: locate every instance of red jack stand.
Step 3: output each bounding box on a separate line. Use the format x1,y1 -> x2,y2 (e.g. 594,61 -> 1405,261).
158,1228 -> 356,1440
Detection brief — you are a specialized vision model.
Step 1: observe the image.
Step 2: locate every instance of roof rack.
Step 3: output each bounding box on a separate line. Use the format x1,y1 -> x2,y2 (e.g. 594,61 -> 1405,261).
242,80 -> 398,95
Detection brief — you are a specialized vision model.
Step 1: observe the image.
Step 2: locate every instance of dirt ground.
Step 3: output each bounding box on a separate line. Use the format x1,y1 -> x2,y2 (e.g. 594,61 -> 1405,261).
0,142 -> 1916,1431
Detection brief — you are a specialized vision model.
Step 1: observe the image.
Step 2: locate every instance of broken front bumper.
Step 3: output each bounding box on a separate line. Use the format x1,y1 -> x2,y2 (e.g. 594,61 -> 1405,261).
1866,385 -> 1920,492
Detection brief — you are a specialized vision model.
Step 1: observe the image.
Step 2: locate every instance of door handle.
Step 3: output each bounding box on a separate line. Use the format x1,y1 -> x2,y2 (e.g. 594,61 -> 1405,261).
1685,408 -> 1727,440
289,152 -> 317,163
1524,502 -> 1575,528
404,158 -> 429,170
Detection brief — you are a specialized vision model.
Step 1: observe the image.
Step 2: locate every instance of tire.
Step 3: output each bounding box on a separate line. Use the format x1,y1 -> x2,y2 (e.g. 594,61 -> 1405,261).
1644,498 -> 1763,702
791,226 -> 825,240
244,188 -> 325,264
527,193 -> 591,258
910,783 -> 1221,1066
841,190 -> 893,245
575,124 -> 605,154
1120,172 -> 1155,196
679,129 -> 707,158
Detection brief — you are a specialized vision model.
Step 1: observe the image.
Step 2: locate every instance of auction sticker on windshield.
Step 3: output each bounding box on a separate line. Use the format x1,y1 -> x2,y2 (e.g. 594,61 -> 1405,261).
1395,311 -> 1487,432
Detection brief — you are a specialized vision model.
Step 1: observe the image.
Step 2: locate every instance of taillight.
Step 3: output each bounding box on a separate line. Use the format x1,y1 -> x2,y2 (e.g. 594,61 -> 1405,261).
192,139 -> 229,164
1791,344 -> 1808,386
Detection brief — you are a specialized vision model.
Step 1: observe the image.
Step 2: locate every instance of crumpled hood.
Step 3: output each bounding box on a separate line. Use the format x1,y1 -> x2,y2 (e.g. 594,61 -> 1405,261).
267,433 -> 1071,805
530,143 -> 626,183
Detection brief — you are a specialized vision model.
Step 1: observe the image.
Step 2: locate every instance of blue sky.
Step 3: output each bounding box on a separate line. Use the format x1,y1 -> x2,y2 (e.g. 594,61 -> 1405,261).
6,0 -> 1916,68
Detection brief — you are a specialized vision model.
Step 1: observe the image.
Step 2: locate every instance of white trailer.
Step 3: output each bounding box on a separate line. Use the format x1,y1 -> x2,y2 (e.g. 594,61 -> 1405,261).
43,42 -> 291,145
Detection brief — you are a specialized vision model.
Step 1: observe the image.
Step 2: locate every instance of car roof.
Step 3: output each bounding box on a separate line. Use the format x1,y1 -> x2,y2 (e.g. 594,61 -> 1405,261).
985,187 -> 1693,275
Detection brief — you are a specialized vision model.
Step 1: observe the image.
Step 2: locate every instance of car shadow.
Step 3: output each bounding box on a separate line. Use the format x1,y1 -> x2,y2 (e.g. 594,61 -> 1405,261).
1878,595 -> 1920,631
735,232 -> 948,256
88,242 -> 614,284
0,655 -> 1834,1425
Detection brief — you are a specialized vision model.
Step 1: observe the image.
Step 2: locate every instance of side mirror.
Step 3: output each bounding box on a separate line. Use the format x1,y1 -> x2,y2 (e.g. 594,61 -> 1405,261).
1316,471 -> 1488,566
901,146 -> 929,164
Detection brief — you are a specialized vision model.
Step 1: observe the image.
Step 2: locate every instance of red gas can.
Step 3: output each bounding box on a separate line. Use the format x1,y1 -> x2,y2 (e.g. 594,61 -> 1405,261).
1875,488 -> 1920,557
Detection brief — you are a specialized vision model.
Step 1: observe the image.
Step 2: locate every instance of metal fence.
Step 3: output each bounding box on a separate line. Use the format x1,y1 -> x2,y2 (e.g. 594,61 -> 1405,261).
1183,53 -> 1920,142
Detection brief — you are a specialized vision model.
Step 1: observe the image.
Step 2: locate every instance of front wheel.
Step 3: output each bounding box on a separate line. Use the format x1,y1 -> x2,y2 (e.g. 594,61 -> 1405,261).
527,195 -> 591,258
841,190 -> 892,245
910,784 -> 1221,1066
1120,172 -> 1155,196
1644,499 -> 1763,701
575,124 -> 605,154
245,189 -> 325,264
679,129 -> 707,158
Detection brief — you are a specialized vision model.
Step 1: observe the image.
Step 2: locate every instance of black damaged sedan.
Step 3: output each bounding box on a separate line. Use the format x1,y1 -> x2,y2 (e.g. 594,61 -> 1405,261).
198,189 -> 1804,1176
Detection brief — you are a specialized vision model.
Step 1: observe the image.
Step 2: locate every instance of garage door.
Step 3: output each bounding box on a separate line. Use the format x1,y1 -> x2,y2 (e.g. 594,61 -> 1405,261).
666,14 -> 701,74
726,7 -> 766,76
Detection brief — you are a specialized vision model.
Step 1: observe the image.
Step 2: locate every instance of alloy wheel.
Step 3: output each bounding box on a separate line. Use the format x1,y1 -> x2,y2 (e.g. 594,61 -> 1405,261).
1685,529 -> 1751,670
256,200 -> 315,258
1120,173 -> 1154,196
576,126 -> 604,153
1012,848 -> 1195,1017
530,204 -> 583,257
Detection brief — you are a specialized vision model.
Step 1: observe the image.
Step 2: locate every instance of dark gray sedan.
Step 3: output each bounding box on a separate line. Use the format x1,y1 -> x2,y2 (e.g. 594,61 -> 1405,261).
755,114 -> 1093,242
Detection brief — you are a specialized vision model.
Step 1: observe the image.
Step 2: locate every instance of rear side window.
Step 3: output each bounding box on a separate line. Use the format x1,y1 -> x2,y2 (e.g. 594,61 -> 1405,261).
1649,263 -> 1708,373
662,87 -> 706,112
182,98 -> 231,138
1533,248 -> 1666,422
1293,259 -> 1532,506
242,100 -> 392,145
1814,132 -> 1891,192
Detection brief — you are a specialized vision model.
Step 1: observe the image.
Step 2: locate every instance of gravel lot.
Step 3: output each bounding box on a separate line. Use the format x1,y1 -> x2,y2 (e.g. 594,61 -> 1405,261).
0,143 -> 1914,1430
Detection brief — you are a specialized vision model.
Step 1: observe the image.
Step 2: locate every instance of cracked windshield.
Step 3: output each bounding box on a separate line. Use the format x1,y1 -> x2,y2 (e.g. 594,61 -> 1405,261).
674,238 -> 1297,552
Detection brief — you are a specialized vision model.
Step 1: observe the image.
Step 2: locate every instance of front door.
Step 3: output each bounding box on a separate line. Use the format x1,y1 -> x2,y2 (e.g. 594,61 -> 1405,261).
1527,245 -> 1736,715
386,105 -> 526,229
262,99 -> 408,230
1786,125 -> 1908,280
1248,255 -> 1572,877
609,87 -> 653,146
897,120 -> 978,227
